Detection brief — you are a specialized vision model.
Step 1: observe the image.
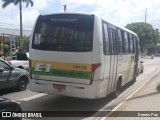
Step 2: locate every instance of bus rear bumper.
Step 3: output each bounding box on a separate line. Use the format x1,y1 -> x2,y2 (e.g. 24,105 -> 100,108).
29,79 -> 103,99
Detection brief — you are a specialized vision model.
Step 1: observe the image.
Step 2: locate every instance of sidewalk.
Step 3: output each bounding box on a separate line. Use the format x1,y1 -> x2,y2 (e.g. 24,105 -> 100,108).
107,71 -> 160,120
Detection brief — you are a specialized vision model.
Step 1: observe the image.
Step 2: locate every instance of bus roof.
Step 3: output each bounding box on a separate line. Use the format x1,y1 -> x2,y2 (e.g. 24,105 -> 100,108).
39,12 -> 138,37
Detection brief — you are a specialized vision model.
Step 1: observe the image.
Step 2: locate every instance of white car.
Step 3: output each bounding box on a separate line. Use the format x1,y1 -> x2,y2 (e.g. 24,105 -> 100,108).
9,52 -> 29,71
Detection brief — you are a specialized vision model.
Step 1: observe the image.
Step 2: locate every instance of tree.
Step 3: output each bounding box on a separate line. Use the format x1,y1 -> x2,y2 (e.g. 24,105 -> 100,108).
2,0 -> 33,49
126,22 -> 160,54
22,35 -> 30,52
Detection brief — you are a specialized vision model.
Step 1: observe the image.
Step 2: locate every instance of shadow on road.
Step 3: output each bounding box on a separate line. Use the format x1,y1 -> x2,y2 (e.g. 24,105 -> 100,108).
126,92 -> 160,101
0,88 -> 19,96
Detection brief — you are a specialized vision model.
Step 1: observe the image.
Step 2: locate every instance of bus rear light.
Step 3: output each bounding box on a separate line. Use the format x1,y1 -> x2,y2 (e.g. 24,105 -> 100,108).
90,63 -> 101,84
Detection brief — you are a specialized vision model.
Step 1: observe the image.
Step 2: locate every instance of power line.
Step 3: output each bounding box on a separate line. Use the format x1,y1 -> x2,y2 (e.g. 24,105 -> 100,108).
0,21 -> 32,28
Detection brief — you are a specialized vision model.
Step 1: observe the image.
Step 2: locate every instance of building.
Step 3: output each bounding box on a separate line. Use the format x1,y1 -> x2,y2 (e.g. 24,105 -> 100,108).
0,27 -> 31,36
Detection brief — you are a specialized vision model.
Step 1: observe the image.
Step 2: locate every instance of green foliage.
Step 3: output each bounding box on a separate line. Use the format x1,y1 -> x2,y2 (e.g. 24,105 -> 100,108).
14,36 -> 30,52
22,36 -> 30,52
145,43 -> 157,54
126,22 -> 160,54
2,0 -> 34,8
156,83 -> 160,92
0,43 -> 10,56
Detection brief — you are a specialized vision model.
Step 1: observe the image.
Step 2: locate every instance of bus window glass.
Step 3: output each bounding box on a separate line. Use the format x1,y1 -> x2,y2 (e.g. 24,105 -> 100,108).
117,29 -> 123,54
32,14 -> 94,52
108,29 -> 114,54
103,22 -> 109,55
127,33 -> 131,53
132,36 -> 135,53
129,34 -> 133,53
121,30 -> 125,53
133,36 -> 138,53
124,32 -> 129,53
108,29 -> 116,55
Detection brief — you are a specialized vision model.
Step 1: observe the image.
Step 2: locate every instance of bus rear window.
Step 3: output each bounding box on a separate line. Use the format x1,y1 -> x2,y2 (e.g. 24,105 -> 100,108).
32,14 -> 94,52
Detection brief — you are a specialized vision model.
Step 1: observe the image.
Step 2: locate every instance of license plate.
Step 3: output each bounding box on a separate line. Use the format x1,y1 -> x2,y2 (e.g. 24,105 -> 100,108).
53,84 -> 66,91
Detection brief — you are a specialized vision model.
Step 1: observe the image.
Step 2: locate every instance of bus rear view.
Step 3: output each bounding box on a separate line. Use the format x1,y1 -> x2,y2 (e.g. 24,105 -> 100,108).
29,13 -> 102,99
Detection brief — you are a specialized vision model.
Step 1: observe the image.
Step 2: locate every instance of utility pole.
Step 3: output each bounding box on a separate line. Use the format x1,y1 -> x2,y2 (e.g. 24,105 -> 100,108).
145,8 -> 147,23
144,8 -> 147,55
63,5 -> 67,12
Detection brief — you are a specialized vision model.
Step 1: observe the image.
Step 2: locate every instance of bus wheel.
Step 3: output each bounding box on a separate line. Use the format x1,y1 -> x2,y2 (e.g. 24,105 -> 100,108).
112,79 -> 121,99
132,73 -> 137,84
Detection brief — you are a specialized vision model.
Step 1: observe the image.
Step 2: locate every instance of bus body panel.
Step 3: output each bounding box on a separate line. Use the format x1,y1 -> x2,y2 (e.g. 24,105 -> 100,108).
30,14 -> 101,86
30,50 -> 94,84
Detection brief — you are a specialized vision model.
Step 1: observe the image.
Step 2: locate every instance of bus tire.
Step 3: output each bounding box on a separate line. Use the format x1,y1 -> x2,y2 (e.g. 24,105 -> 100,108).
137,69 -> 139,76
112,79 -> 121,99
141,68 -> 143,73
132,72 -> 137,84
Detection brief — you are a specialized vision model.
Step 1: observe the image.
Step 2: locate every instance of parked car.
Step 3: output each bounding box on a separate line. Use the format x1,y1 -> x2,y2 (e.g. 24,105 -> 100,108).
0,58 -> 29,91
9,52 -> 29,71
0,97 -> 22,120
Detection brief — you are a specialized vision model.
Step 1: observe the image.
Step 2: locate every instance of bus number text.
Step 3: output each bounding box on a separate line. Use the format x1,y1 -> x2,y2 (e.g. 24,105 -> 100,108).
35,63 -> 52,72
73,65 -> 87,70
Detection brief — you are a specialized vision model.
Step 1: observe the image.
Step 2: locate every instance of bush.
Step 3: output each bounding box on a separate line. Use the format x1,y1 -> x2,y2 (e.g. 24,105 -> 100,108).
156,83 -> 160,92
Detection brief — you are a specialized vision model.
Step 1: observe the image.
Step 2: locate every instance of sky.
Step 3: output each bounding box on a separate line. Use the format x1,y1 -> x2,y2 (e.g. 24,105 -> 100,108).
0,0 -> 160,31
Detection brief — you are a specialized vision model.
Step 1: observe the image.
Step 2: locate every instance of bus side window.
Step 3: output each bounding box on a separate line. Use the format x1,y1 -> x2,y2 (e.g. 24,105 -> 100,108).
121,31 -> 125,53
117,29 -> 123,54
131,35 -> 135,53
103,22 -> 109,55
123,32 -> 129,53
108,29 -> 117,55
130,34 -> 134,53
127,33 -> 131,53
134,36 -> 139,54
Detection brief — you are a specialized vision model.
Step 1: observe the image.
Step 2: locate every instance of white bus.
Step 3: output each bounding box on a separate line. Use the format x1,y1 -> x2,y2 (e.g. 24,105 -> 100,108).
29,13 -> 139,99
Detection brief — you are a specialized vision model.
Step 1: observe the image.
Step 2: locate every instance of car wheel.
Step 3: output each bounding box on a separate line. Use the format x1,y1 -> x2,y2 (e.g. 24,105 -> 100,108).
17,77 -> 28,91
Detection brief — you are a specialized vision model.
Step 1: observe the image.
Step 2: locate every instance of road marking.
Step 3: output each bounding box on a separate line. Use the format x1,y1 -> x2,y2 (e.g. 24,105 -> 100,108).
17,93 -> 46,103
99,69 -> 159,120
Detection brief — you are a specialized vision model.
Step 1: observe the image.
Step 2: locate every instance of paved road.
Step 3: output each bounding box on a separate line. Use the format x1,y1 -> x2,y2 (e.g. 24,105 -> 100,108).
1,57 -> 160,120
105,57 -> 160,120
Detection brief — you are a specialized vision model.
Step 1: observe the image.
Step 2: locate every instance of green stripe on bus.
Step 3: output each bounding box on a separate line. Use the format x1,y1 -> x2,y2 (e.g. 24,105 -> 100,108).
31,68 -> 91,79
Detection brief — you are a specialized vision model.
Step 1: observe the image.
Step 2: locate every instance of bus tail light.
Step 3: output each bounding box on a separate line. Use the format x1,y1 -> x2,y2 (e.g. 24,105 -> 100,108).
29,59 -> 32,79
90,63 -> 101,84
